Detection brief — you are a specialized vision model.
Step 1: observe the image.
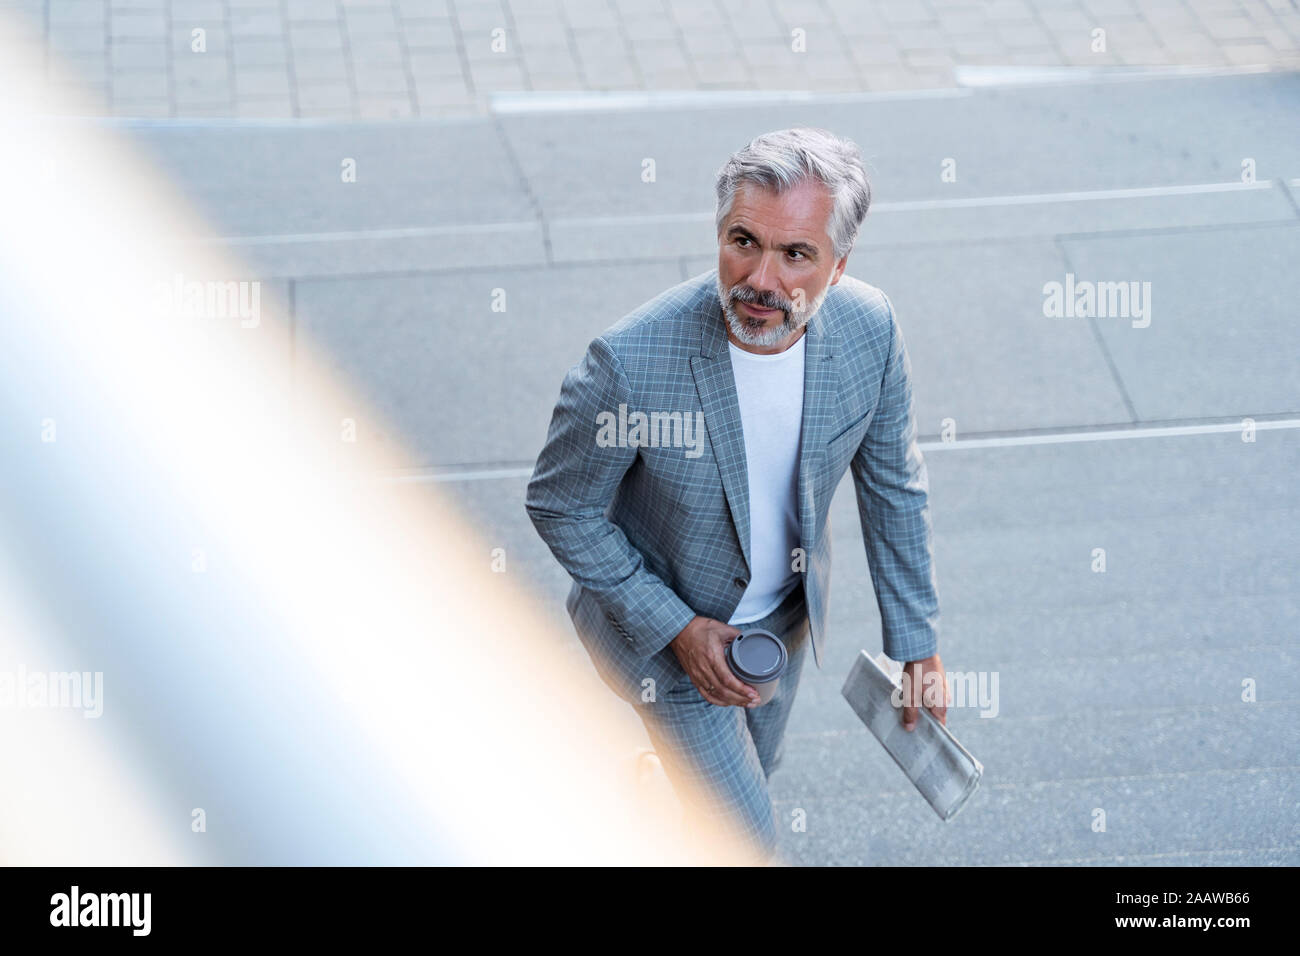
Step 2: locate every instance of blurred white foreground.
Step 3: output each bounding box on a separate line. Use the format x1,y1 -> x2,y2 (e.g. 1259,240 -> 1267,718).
0,14 -> 758,866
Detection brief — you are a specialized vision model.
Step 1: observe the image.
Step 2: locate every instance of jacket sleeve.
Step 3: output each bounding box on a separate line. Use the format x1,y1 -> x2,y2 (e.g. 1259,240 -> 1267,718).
525,334 -> 697,656
849,294 -> 941,663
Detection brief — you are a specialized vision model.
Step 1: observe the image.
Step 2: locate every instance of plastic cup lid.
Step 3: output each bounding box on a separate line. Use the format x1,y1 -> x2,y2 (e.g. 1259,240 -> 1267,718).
728,628 -> 787,682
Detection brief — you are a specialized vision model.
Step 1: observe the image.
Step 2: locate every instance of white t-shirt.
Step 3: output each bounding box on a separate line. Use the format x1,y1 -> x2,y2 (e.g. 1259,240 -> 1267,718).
726,331 -> 806,625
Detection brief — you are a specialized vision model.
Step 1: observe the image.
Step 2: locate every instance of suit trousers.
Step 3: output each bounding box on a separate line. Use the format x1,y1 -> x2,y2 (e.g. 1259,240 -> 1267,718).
637,582 -> 810,862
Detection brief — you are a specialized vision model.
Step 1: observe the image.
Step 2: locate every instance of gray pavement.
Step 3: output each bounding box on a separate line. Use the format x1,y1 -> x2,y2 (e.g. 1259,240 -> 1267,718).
53,64 -> 1300,863
8,0 -> 1300,119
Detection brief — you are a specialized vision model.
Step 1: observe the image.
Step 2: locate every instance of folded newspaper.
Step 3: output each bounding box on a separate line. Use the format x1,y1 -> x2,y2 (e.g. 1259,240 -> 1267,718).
840,650 -> 983,822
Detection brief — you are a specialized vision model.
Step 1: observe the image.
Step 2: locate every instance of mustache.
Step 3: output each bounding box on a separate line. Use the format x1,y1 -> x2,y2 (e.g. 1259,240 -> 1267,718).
730,288 -> 789,312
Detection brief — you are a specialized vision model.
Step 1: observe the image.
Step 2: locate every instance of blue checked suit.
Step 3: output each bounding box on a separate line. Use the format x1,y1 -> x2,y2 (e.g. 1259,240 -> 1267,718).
525,266 -> 941,856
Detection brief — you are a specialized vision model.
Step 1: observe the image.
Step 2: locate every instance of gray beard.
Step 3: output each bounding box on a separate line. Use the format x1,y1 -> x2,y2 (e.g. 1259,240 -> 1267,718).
715,273 -> 828,348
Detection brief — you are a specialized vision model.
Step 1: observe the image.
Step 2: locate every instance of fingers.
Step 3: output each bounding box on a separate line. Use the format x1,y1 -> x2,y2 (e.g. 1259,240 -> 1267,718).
708,645 -> 758,707
685,621 -> 759,707
696,668 -> 741,707
697,681 -> 731,708
899,663 -> 948,729
686,655 -> 728,707
899,665 -> 919,731
903,702 -> 946,728
926,676 -> 947,725
901,701 -> 918,732
690,655 -> 757,707
922,662 -> 947,726
698,662 -> 751,707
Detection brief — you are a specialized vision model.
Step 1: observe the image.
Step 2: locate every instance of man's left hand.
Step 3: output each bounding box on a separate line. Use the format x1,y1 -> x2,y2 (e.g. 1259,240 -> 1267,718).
899,654 -> 947,732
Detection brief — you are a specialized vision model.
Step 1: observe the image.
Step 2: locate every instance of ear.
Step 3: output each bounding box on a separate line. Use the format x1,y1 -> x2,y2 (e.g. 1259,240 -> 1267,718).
829,254 -> 849,285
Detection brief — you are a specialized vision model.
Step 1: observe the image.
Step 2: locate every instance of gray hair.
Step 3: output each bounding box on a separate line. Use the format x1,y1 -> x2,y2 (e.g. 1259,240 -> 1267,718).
714,127 -> 871,261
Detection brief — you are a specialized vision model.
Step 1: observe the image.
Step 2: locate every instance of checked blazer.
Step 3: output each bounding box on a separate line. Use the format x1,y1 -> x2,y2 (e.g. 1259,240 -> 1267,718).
525,267 -> 940,703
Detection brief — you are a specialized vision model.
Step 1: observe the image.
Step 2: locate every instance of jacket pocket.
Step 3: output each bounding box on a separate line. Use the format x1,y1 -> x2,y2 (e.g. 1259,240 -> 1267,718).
826,408 -> 871,446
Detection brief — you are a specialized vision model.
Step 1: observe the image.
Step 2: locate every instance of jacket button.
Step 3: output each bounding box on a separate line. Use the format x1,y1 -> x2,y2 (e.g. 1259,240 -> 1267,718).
734,576 -> 748,588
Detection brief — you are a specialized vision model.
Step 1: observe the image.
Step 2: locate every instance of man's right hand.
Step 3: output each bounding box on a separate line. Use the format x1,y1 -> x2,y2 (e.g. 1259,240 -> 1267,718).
668,616 -> 759,708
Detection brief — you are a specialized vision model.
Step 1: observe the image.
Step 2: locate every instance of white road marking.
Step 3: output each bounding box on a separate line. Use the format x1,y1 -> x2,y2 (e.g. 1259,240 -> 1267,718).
188,180 -> 1289,246
868,179 -> 1275,213
183,220 -> 537,246
953,63 -> 1272,88
488,87 -> 973,115
389,417 -> 1300,483
921,417 -> 1300,451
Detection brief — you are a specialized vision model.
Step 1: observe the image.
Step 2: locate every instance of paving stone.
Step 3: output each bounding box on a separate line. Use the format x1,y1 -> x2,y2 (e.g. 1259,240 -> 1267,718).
171,0 -> 225,18
236,94 -> 296,117
111,70 -> 169,99
402,19 -> 461,48
110,97 -> 172,117
998,22 -> 1054,49
353,68 -> 413,94
232,38 -> 290,68
295,82 -> 354,110
110,12 -> 168,40
357,93 -> 416,119
1200,16 -> 1268,41
234,67 -> 292,98
111,40 -> 169,69
289,23 -> 346,50
1222,40 -> 1277,62
27,0 -> 1300,123
524,70 -> 585,90
50,1 -> 108,26
229,10 -> 284,39
49,26 -> 110,54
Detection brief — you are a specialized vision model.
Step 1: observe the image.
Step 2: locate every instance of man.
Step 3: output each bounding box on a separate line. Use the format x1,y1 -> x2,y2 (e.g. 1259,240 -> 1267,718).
525,127 -> 945,861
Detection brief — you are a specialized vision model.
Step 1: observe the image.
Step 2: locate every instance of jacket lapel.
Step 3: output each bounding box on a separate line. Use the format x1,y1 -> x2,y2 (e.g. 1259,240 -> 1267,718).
797,313 -> 840,554
691,303 -> 753,576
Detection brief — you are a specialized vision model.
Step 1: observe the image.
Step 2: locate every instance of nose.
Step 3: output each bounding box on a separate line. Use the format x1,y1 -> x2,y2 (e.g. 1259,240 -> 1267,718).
747,252 -> 783,306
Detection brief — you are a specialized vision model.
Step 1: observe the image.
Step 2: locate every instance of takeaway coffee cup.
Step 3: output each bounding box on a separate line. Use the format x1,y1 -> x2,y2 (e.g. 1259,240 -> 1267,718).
726,628 -> 788,705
